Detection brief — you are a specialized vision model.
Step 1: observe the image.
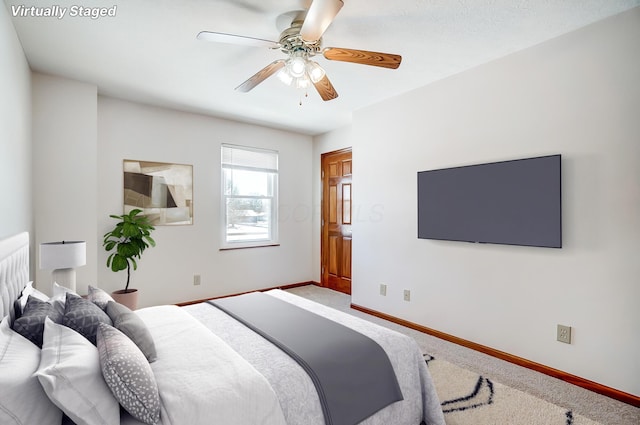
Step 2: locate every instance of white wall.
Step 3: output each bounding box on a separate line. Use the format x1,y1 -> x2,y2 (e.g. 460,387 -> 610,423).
0,5 -> 32,242
32,73 -> 98,294
333,8 -> 639,396
97,97 -> 314,307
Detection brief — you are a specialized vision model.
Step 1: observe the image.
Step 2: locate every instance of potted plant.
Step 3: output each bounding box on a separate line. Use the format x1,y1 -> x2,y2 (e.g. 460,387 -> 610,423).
103,209 -> 156,309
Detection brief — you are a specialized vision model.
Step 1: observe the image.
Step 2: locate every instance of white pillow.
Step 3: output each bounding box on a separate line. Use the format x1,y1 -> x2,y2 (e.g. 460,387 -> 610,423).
0,316 -> 62,425
36,318 -> 120,425
18,280 -> 34,307
50,282 -> 79,304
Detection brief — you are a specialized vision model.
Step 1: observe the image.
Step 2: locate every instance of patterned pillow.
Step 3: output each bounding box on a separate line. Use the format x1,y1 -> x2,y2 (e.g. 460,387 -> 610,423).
106,301 -> 157,362
14,282 -> 49,320
0,316 -> 63,425
87,285 -> 115,310
36,318 -> 119,425
12,295 -> 64,348
62,293 -> 112,345
97,323 -> 160,424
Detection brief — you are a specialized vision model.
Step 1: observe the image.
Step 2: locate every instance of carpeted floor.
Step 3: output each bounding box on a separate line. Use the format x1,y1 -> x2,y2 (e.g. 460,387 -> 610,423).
285,285 -> 639,425
425,353 -> 602,424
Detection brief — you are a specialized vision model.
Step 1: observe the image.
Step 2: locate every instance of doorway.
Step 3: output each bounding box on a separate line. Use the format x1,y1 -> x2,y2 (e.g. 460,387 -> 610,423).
320,148 -> 352,295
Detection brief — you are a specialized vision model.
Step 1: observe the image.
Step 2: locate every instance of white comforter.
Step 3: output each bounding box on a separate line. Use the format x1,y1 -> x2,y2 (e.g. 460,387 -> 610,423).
122,290 -> 445,425
129,305 -> 287,425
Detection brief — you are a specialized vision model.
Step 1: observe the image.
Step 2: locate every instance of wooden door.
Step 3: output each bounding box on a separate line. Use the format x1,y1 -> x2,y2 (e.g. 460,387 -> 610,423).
321,148 -> 352,294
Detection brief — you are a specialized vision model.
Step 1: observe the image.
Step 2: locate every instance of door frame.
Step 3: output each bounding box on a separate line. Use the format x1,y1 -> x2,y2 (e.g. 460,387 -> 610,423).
320,147 -> 352,293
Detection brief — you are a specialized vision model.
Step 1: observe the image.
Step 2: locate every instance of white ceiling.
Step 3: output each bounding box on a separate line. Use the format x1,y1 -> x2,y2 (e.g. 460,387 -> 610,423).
6,0 -> 639,135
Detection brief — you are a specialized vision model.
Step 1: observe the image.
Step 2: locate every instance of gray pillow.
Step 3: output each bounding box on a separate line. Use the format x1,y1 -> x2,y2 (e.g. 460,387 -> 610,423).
62,293 -> 112,345
106,301 -> 157,362
87,285 -> 115,310
97,323 -> 160,425
12,296 -> 63,348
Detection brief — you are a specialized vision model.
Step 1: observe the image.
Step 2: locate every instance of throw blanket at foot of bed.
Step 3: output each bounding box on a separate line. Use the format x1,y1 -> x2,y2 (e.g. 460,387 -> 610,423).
209,292 -> 404,425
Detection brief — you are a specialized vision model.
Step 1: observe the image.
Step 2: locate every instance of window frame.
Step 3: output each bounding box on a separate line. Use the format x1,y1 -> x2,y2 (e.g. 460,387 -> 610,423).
220,144 -> 279,250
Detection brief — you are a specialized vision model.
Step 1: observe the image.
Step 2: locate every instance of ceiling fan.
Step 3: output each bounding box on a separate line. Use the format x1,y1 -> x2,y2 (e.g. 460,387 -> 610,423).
197,0 -> 402,101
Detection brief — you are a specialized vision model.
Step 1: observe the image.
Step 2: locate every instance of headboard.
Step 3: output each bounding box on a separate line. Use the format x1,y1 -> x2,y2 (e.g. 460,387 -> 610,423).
0,232 -> 29,320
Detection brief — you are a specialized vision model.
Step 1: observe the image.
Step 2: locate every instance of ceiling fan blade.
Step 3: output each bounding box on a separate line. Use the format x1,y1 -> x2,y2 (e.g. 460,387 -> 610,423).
197,31 -> 280,49
312,74 -> 339,101
235,60 -> 286,93
300,0 -> 344,42
323,47 -> 402,69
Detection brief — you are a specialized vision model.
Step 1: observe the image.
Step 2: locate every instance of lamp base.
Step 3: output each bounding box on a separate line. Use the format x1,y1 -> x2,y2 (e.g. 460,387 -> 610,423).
51,268 -> 76,292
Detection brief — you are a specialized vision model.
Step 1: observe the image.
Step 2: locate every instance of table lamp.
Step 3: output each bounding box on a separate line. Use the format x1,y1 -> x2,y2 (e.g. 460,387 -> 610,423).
40,240 -> 86,292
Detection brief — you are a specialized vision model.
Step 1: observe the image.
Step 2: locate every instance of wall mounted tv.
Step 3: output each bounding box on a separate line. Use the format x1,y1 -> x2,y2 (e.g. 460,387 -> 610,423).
417,154 -> 561,248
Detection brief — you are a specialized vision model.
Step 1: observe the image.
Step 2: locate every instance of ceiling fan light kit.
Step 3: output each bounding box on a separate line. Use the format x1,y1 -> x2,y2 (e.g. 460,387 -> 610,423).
198,0 -> 401,102
276,56 -> 326,90
307,61 -> 326,83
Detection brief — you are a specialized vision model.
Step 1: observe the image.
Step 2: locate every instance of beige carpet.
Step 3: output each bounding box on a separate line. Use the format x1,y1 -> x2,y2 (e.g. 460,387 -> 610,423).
285,285 -> 639,425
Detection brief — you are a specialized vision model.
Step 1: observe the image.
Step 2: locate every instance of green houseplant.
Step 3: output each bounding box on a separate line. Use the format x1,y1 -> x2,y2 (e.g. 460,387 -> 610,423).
103,209 -> 156,308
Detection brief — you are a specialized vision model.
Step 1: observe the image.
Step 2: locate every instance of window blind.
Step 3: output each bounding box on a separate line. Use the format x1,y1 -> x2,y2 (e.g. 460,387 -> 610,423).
221,144 -> 278,172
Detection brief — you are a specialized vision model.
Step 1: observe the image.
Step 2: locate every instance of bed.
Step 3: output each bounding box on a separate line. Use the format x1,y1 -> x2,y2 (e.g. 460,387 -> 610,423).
0,232 -> 445,425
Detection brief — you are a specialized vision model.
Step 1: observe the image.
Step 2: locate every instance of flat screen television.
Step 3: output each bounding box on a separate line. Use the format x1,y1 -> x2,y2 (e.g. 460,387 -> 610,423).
417,154 -> 562,248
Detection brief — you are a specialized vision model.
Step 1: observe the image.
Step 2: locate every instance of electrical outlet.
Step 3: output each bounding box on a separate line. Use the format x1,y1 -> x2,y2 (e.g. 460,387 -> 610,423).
379,283 -> 387,296
193,274 -> 201,286
557,324 -> 571,344
403,289 -> 411,302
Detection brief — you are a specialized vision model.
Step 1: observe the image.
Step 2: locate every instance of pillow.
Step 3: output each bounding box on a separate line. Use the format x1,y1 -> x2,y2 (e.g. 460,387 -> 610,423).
106,301 -> 157,362
14,281 -> 48,319
97,323 -> 160,425
87,285 -> 115,310
62,293 -> 112,345
36,318 -> 120,425
17,280 -> 34,309
50,282 -> 79,304
0,316 -> 63,425
32,287 -> 50,301
12,295 -> 64,347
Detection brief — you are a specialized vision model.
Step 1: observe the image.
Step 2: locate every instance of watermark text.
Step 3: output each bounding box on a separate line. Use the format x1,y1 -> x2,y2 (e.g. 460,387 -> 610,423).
11,5 -> 118,20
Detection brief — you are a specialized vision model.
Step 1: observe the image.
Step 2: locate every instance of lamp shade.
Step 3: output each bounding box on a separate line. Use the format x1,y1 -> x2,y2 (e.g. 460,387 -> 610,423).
40,241 -> 86,270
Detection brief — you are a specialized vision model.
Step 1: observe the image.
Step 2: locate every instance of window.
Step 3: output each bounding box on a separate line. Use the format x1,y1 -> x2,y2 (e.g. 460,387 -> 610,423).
221,144 -> 278,249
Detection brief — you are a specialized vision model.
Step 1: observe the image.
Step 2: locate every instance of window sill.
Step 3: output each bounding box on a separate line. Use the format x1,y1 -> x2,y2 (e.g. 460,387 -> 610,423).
220,243 -> 280,251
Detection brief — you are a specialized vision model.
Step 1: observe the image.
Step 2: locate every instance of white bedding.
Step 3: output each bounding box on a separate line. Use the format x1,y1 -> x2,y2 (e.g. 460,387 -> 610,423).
128,305 -> 287,425
1,232 -> 445,425
183,290 -> 445,425
120,289 -> 445,425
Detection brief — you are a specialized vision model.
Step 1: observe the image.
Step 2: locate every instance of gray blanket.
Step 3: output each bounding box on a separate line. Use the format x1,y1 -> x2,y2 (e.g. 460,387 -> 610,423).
210,292 -> 404,425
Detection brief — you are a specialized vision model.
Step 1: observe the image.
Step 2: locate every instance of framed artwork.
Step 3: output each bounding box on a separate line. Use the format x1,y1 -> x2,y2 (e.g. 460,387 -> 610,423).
123,160 -> 193,225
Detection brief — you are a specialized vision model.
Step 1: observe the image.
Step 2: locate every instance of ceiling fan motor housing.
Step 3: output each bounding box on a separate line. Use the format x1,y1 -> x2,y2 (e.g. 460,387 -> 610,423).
278,20 -> 322,59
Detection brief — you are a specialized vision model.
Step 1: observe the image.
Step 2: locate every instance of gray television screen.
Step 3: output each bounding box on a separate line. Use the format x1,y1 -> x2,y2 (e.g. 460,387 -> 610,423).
417,154 -> 562,248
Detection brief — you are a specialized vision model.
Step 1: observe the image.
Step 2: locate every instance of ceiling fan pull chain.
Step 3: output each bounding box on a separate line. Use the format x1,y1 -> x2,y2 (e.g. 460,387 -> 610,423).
299,91 -> 309,106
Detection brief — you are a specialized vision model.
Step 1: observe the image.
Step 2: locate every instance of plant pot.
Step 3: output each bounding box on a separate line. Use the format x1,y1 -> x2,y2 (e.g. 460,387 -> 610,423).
111,289 -> 139,310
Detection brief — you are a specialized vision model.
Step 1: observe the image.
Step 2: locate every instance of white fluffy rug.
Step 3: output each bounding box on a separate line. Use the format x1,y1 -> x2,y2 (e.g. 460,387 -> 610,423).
425,354 -> 602,425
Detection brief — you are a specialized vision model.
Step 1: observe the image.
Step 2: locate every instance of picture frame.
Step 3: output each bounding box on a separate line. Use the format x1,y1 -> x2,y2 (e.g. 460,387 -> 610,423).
123,159 -> 193,225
